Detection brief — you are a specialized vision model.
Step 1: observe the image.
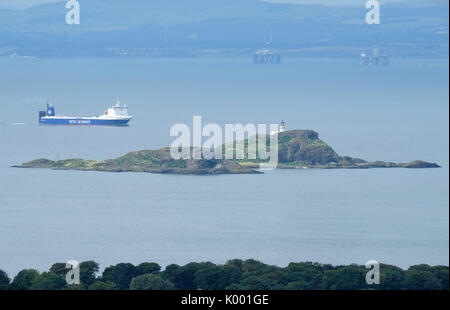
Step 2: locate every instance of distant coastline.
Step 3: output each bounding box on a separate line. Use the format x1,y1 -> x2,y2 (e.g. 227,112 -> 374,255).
0,0 -> 447,59
1,49 -> 449,60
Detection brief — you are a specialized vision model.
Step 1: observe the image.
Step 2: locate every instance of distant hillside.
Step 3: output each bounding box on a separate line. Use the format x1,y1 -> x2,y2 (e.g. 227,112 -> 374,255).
14,129 -> 440,175
0,0 -> 447,57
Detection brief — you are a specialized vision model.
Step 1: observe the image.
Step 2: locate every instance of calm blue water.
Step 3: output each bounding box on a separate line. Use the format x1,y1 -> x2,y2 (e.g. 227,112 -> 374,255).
0,57 -> 448,276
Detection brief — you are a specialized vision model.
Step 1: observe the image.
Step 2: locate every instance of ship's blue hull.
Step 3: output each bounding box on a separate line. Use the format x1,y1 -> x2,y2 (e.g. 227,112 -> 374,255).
39,117 -> 130,126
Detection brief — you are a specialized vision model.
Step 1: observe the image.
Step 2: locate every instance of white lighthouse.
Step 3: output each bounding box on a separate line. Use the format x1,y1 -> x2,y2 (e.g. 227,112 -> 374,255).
270,121 -> 287,135
279,121 -> 286,133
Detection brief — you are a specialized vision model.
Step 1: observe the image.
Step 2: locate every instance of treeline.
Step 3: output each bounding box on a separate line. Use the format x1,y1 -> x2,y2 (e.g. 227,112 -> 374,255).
0,260 -> 448,290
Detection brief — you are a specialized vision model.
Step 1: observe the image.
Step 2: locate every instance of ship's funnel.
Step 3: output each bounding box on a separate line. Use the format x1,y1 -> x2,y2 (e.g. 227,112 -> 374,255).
47,103 -> 55,116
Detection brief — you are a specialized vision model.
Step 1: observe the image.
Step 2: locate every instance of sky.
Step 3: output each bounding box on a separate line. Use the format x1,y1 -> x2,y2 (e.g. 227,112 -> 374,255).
0,0 -> 408,10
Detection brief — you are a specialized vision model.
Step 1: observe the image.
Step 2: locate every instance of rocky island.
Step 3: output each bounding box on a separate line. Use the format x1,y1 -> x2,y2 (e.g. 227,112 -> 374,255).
14,130 -> 440,174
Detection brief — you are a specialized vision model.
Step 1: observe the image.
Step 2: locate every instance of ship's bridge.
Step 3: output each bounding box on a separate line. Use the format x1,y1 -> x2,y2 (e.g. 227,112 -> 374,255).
107,101 -> 129,117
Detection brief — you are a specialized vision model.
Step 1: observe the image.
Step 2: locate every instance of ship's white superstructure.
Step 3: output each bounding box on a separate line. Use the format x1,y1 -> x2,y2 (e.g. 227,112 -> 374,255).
104,101 -> 130,118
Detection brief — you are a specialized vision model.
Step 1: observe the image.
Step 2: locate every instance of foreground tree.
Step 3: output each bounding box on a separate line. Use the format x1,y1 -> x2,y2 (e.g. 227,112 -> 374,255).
194,264 -> 242,290
321,265 -> 368,290
0,270 -> 10,290
80,261 -> 100,286
10,269 -> 39,290
162,262 -> 202,290
64,284 -> 86,290
129,274 -> 175,290
379,264 -> 405,290
49,263 -> 70,277
102,263 -> 137,290
30,272 -> 66,290
193,263 -> 223,290
404,265 -> 442,290
431,265 -> 449,290
226,263 -> 284,290
162,264 -> 183,289
88,281 -> 118,290
282,262 -> 333,290
136,262 -> 161,276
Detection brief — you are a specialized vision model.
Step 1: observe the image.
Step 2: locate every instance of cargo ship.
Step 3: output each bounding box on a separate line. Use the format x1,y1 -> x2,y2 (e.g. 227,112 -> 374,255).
39,101 -> 132,126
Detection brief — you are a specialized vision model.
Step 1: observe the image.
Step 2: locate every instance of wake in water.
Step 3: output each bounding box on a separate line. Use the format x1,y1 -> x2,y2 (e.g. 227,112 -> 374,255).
0,122 -> 29,126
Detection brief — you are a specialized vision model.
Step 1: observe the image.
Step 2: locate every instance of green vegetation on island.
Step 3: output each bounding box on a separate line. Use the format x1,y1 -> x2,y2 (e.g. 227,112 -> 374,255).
15,151 -> 261,175
14,130 -> 440,174
0,260 -> 448,290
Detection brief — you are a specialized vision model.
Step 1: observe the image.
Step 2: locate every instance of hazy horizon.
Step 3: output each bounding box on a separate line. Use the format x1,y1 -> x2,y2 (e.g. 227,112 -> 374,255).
0,0 -> 421,10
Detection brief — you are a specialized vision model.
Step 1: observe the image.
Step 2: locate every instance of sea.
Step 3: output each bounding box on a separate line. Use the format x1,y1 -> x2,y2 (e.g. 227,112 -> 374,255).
0,57 -> 448,277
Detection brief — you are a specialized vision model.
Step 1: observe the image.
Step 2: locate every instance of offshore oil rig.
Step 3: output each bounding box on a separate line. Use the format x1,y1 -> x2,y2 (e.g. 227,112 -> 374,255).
360,46 -> 390,67
253,30 -> 282,64
253,45 -> 282,64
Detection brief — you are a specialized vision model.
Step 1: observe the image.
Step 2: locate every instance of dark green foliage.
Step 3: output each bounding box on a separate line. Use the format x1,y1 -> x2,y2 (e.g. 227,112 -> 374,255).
241,259 -> 266,273
404,265 -> 443,290
2,260 -> 449,290
88,281 -> 118,290
225,260 -> 284,290
379,264 -> 405,290
101,263 -> 137,290
0,270 -> 10,290
219,265 -> 242,288
64,284 -> 86,290
193,262 -> 241,290
229,264 -> 284,290
169,262 -> 203,290
166,160 -> 187,168
321,265 -> 368,290
161,264 -> 185,289
431,266 -> 449,290
30,272 -> 66,290
10,269 -> 39,290
227,276 -> 277,290
80,261 -> 100,286
136,262 -> 161,276
129,274 -> 175,290
193,263 -> 223,290
281,262 -> 334,290
49,263 -> 70,276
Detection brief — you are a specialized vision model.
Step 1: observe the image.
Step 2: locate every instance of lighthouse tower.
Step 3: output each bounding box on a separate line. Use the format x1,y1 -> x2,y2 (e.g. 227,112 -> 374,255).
280,121 -> 286,133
